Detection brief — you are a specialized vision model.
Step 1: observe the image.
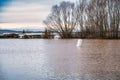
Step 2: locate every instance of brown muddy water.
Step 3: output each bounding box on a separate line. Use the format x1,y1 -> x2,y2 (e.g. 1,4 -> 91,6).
0,39 -> 120,80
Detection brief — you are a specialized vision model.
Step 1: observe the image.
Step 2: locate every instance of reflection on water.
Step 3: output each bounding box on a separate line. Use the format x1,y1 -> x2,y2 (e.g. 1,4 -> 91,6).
0,39 -> 120,80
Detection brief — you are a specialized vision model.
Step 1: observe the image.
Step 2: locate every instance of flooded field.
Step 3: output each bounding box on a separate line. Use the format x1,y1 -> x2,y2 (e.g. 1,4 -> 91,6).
0,39 -> 120,80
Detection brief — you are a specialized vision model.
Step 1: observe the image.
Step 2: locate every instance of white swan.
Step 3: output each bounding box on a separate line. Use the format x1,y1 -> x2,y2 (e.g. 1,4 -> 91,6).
76,39 -> 82,47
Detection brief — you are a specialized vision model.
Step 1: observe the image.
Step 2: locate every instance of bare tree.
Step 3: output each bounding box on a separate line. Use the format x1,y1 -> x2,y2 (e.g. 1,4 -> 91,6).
76,0 -> 87,38
107,0 -> 120,38
44,1 -> 77,38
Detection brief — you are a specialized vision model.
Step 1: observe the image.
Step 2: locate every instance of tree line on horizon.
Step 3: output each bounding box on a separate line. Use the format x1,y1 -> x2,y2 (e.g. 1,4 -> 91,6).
44,0 -> 120,39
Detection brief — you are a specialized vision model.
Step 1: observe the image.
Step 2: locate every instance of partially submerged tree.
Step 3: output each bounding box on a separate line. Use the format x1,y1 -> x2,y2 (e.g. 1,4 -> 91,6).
43,28 -> 53,39
44,0 -> 120,39
76,0 -> 87,38
44,1 -> 77,38
107,0 -> 120,38
77,0 -> 120,39
85,0 -> 108,38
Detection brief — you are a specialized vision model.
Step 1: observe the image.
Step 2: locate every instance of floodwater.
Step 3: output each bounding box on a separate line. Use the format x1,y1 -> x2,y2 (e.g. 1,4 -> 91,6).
0,39 -> 120,80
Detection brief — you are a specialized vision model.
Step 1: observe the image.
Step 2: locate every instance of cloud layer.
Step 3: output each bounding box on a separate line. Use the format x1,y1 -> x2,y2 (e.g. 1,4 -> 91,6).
0,0 -> 76,29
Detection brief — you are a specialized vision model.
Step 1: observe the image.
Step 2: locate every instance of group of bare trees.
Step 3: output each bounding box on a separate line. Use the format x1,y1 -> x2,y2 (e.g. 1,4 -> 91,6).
44,0 -> 120,39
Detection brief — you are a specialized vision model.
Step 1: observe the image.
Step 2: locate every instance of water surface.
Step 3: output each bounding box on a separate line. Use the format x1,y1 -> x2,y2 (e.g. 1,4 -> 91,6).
0,39 -> 120,80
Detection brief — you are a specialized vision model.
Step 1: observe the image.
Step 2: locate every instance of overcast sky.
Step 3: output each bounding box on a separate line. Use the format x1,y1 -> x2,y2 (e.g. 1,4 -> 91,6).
0,0 -> 76,29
